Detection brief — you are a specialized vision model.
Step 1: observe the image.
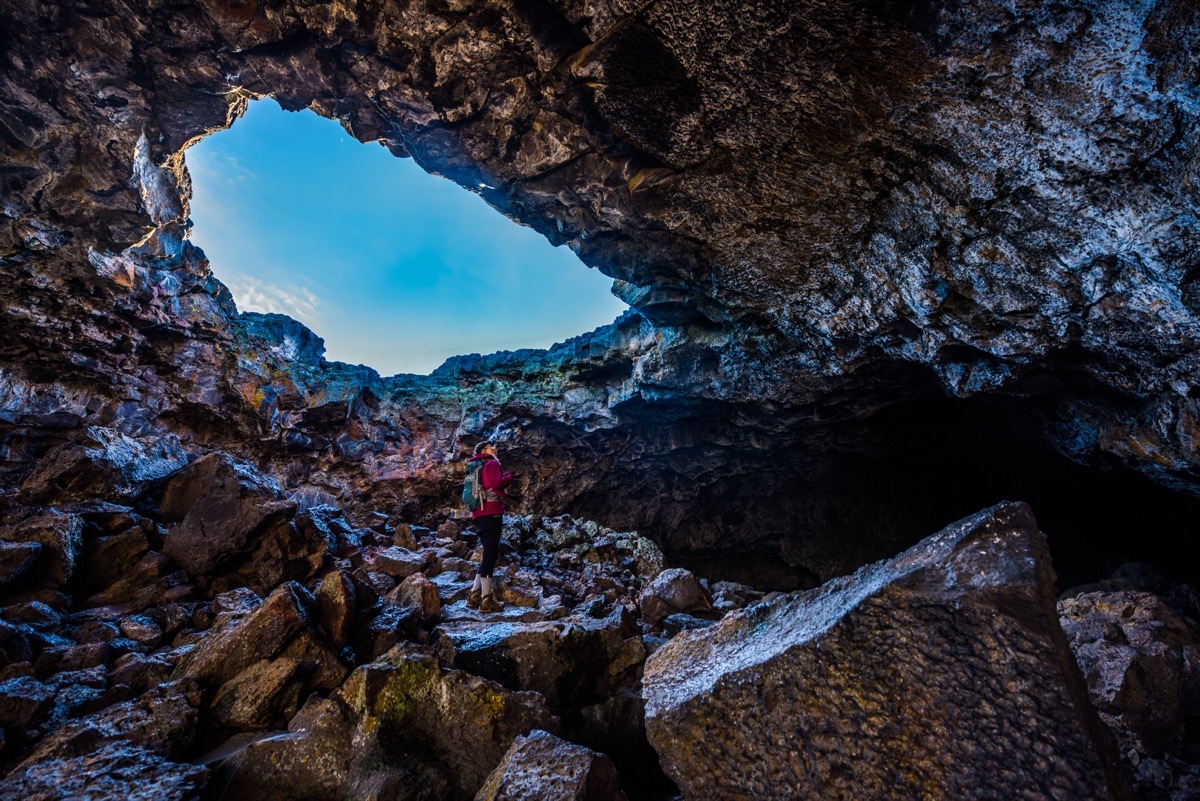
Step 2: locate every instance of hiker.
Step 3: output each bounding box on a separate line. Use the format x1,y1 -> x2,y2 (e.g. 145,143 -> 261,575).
464,440 -> 513,612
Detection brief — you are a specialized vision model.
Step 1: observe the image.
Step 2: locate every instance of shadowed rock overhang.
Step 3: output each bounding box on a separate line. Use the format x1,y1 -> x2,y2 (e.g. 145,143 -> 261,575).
2,0 -> 1199,583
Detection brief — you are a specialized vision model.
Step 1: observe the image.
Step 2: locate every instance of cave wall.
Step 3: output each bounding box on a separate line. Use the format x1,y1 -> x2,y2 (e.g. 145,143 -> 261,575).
2,0 -> 1199,582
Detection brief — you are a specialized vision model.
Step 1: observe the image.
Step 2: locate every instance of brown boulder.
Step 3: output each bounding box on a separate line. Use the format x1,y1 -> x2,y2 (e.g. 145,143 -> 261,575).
1058,590 -> 1200,797
434,607 -> 634,710
476,729 -> 626,801
83,526 -> 150,590
207,696 -> 354,800
643,502 -> 1130,800
366,545 -> 427,579
638,567 -> 712,625
160,452 -> 295,576
0,512 -> 83,585
336,644 -> 558,799
388,572 -> 442,621
315,568 -> 356,649
211,657 -> 301,730
174,582 -> 310,687
17,427 -> 187,505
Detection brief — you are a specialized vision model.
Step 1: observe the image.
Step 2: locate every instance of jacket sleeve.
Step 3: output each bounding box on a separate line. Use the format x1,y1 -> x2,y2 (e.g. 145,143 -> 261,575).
498,470 -> 513,489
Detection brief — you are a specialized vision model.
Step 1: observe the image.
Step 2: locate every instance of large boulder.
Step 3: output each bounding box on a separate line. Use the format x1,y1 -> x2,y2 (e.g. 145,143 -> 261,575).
335,644 -> 558,799
0,512 -> 83,585
210,657 -> 302,730
18,427 -> 187,505
314,568 -> 357,649
1058,590 -> 1200,798
211,645 -> 559,801
642,502 -> 1130,800
434,607 -> 638,710
638,567 -> 712,625
160,452 -> 295,576
206,697 -> 355,800
173,582 -> 310,687
476,729 -> 626,801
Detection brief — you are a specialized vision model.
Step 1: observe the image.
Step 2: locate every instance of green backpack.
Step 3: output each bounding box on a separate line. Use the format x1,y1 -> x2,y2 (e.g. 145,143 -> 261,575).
461,460 -> 497,511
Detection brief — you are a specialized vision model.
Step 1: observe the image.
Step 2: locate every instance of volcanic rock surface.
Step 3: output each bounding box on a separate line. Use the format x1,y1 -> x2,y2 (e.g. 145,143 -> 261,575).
643,501 -> 1130,800
0,0 -> 1199,587
2,1 -> 1200,798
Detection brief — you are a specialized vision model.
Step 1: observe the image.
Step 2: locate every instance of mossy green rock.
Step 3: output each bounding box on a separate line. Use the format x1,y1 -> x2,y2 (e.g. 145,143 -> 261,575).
336,645 -> 558,800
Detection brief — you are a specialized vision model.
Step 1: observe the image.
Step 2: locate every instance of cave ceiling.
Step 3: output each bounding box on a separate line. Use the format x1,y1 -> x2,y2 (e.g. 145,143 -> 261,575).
2,0 -> 1199,580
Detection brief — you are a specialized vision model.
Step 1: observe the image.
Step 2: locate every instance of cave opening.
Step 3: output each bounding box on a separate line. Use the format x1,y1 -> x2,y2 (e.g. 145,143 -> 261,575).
183,98 -> 627,376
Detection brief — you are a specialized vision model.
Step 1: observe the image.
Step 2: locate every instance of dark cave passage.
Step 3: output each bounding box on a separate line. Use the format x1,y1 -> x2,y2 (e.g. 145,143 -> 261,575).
587,393 -> 1200,596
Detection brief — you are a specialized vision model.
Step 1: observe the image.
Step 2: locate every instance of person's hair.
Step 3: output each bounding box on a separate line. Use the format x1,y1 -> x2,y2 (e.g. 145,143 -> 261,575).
473,441 -> 492,455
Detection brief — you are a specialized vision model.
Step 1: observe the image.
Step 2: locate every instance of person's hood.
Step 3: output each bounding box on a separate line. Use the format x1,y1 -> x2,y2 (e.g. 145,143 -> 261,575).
469,453 -> 497,463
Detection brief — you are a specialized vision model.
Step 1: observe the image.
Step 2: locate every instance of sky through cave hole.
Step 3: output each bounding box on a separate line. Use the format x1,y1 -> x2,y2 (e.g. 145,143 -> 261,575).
184,98 -> 627,376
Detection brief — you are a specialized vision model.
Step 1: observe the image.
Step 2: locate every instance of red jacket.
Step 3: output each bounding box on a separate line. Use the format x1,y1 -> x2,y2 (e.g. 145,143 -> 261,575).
469,453 -> 512,519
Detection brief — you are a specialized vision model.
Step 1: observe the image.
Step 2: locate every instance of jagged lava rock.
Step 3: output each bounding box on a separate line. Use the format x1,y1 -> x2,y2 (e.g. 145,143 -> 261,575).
476,729 -> 627,801
388,572 -> 441,621
0,740 -> 208,801
160,452 -> 295,576
334,644 -> 558,800
1058,590 -> 1200,797
173,581 -> 309,687
0,540 -> 42,588
642,501 -> 1130,800
210,657 -> 302,730
638,567 -> 712,625
207,696 -> 354,800
0,512 -> 82,586
434,606 -> 636,710
314,568 -> 357,649
18,427 -> 187,505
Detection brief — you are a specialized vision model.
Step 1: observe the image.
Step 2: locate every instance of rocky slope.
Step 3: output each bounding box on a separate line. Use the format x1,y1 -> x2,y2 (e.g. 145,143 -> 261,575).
0,450 -> 1195,799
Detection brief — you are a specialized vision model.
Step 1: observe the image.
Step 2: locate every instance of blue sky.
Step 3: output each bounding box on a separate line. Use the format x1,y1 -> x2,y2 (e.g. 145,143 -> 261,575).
184,98 -> 626,375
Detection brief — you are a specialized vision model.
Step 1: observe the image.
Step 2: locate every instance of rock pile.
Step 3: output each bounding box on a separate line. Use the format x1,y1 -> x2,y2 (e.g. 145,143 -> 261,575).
0,442 -> 1192,799
0,446 -> 716,798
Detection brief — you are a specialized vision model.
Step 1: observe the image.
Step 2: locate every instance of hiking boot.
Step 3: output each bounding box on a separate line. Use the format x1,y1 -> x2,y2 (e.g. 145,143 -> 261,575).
466,589 -> 482,609
479,594 -> 503,613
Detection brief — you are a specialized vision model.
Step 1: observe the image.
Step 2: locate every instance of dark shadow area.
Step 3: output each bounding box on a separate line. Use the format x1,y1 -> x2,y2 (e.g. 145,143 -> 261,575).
558,391 -> 1200,596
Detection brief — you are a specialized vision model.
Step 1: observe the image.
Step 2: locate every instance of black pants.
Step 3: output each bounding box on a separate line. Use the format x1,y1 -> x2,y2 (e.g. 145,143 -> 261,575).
475,514 -> 502,578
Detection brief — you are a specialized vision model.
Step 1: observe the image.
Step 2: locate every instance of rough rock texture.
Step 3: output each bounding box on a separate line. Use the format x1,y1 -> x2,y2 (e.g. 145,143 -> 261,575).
173,582 -> 309,686
1059,590 -> 1200,800
638,568 -> 712,626
477,729 -> 627,801
0,0 -> 1198,796
335,645 -> 559,800
0,741 -> 208,801
160,452 -> 296,576
643,502 -> 1130,800
207,697 -> 355,801
434,607 -> 636,711
0,540 -> 42,589
17,427 -> 187,506
0,0 -> 1198,586
0,512 -> 82,586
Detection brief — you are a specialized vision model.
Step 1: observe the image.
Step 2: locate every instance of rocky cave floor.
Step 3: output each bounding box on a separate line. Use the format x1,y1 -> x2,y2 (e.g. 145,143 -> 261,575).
0,446 -> 1197,800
